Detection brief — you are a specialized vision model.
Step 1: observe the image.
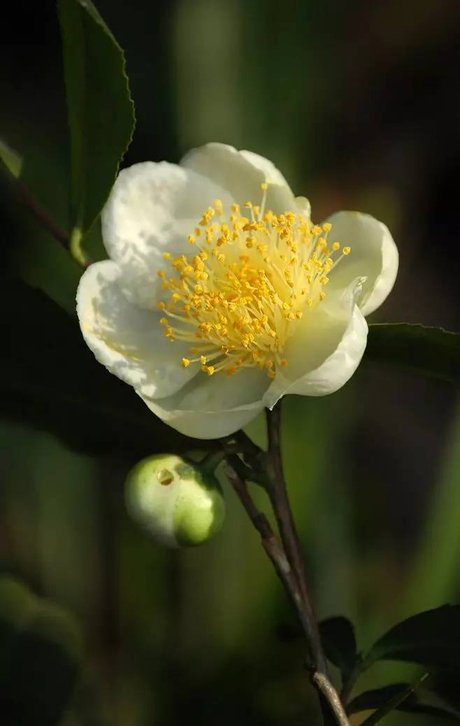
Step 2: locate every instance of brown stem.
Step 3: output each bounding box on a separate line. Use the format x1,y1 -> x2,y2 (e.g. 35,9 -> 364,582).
313,674 -> 350,726
225,458 -> 305,618
17,181 -> 90,267
265,404 -> 326,674
226,453 -> 349,726
18,182 -> 69,248
220,430 -> 265,474
220,441 -> 265,485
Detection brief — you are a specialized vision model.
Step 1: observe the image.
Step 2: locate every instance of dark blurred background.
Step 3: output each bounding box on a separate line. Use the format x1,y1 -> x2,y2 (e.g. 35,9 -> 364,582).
1,1 -> 460,724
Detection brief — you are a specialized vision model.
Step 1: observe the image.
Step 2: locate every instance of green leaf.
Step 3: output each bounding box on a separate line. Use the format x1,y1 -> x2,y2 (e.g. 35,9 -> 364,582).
319,616 -> 359,680
0,139 -> 23,178
366,323 -> 460,385
364,605 -> 460,671
349,682 -> 460,722
0,278 -> 209,457
58,0 -> 135,239
0,576 -> 81,725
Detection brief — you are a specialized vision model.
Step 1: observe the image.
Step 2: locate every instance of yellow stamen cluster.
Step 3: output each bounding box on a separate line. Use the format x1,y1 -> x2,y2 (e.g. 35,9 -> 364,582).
157,185 -> 351,378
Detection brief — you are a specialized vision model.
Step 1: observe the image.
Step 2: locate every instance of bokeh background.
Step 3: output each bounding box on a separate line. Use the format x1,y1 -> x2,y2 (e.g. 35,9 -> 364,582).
2,1 -> 460,724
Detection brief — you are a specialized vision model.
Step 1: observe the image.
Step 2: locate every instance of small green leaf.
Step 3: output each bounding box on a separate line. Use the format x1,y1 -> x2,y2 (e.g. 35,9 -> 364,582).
0,278 -> 207,457
364,605 -> 460,671
58,0 -> 135,237
0,577 -> 81,725
319,616 -> 359,680
0,138 -> 23,178
366,323 -> 460,385
349,682 -> 460,722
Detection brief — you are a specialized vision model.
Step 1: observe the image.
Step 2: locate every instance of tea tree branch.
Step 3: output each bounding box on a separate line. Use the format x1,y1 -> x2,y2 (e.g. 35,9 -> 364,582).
226,457 -> 306,620
265,404 -> 327,673
264,404 -> 349,724
225,426 -> 349,726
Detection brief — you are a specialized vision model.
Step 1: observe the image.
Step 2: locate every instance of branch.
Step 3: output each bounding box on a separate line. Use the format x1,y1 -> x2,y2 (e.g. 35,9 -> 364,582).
225,457 -> 304,614
264,404 -> 349,725
313,674 -> 351,726
226,453 -> 349,726
265,404 -> 326,673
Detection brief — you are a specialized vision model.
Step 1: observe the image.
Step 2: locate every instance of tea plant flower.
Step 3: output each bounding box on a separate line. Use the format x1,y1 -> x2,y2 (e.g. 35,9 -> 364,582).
77,143 -> 398,438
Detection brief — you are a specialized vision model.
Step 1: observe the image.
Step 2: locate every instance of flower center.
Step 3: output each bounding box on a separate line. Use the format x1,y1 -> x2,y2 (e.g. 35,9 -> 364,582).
157,184 -> 350,378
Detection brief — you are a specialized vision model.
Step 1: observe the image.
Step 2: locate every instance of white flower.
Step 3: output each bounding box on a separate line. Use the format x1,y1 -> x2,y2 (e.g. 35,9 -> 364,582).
77,143 -> 398,439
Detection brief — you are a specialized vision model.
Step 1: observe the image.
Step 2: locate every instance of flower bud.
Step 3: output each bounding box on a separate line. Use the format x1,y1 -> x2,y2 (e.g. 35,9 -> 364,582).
125,454 -> 225,548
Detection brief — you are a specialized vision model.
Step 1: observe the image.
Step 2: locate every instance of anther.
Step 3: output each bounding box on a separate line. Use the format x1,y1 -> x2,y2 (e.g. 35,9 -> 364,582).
158,197 -> 353,381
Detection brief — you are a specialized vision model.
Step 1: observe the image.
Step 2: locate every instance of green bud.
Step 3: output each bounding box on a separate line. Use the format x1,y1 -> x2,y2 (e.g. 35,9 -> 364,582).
125,454 -> 225,548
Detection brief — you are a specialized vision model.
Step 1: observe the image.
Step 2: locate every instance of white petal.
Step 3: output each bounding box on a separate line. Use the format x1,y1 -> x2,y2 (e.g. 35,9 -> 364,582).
263,295 -> 368,407
295,195 -> 311,218
181,142 -> 296,213
238,149 -> 291,187
101,161 -> 232,308
325,211 -> 399,316
140,367 -> 269,439
77,261 -> 197,399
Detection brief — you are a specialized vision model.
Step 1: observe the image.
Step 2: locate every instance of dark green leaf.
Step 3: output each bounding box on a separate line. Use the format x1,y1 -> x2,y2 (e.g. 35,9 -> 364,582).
0,278 -> 210,457
358,681 -> 421,726
366,323 -> 460,385
0,139 -> 22,178
319,616 -> 359,679
349,682 -> 460,722
364,605 -> 460,671
0,577 -> 81,726
0,132 -> 71,245
58,0 -> 135,237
